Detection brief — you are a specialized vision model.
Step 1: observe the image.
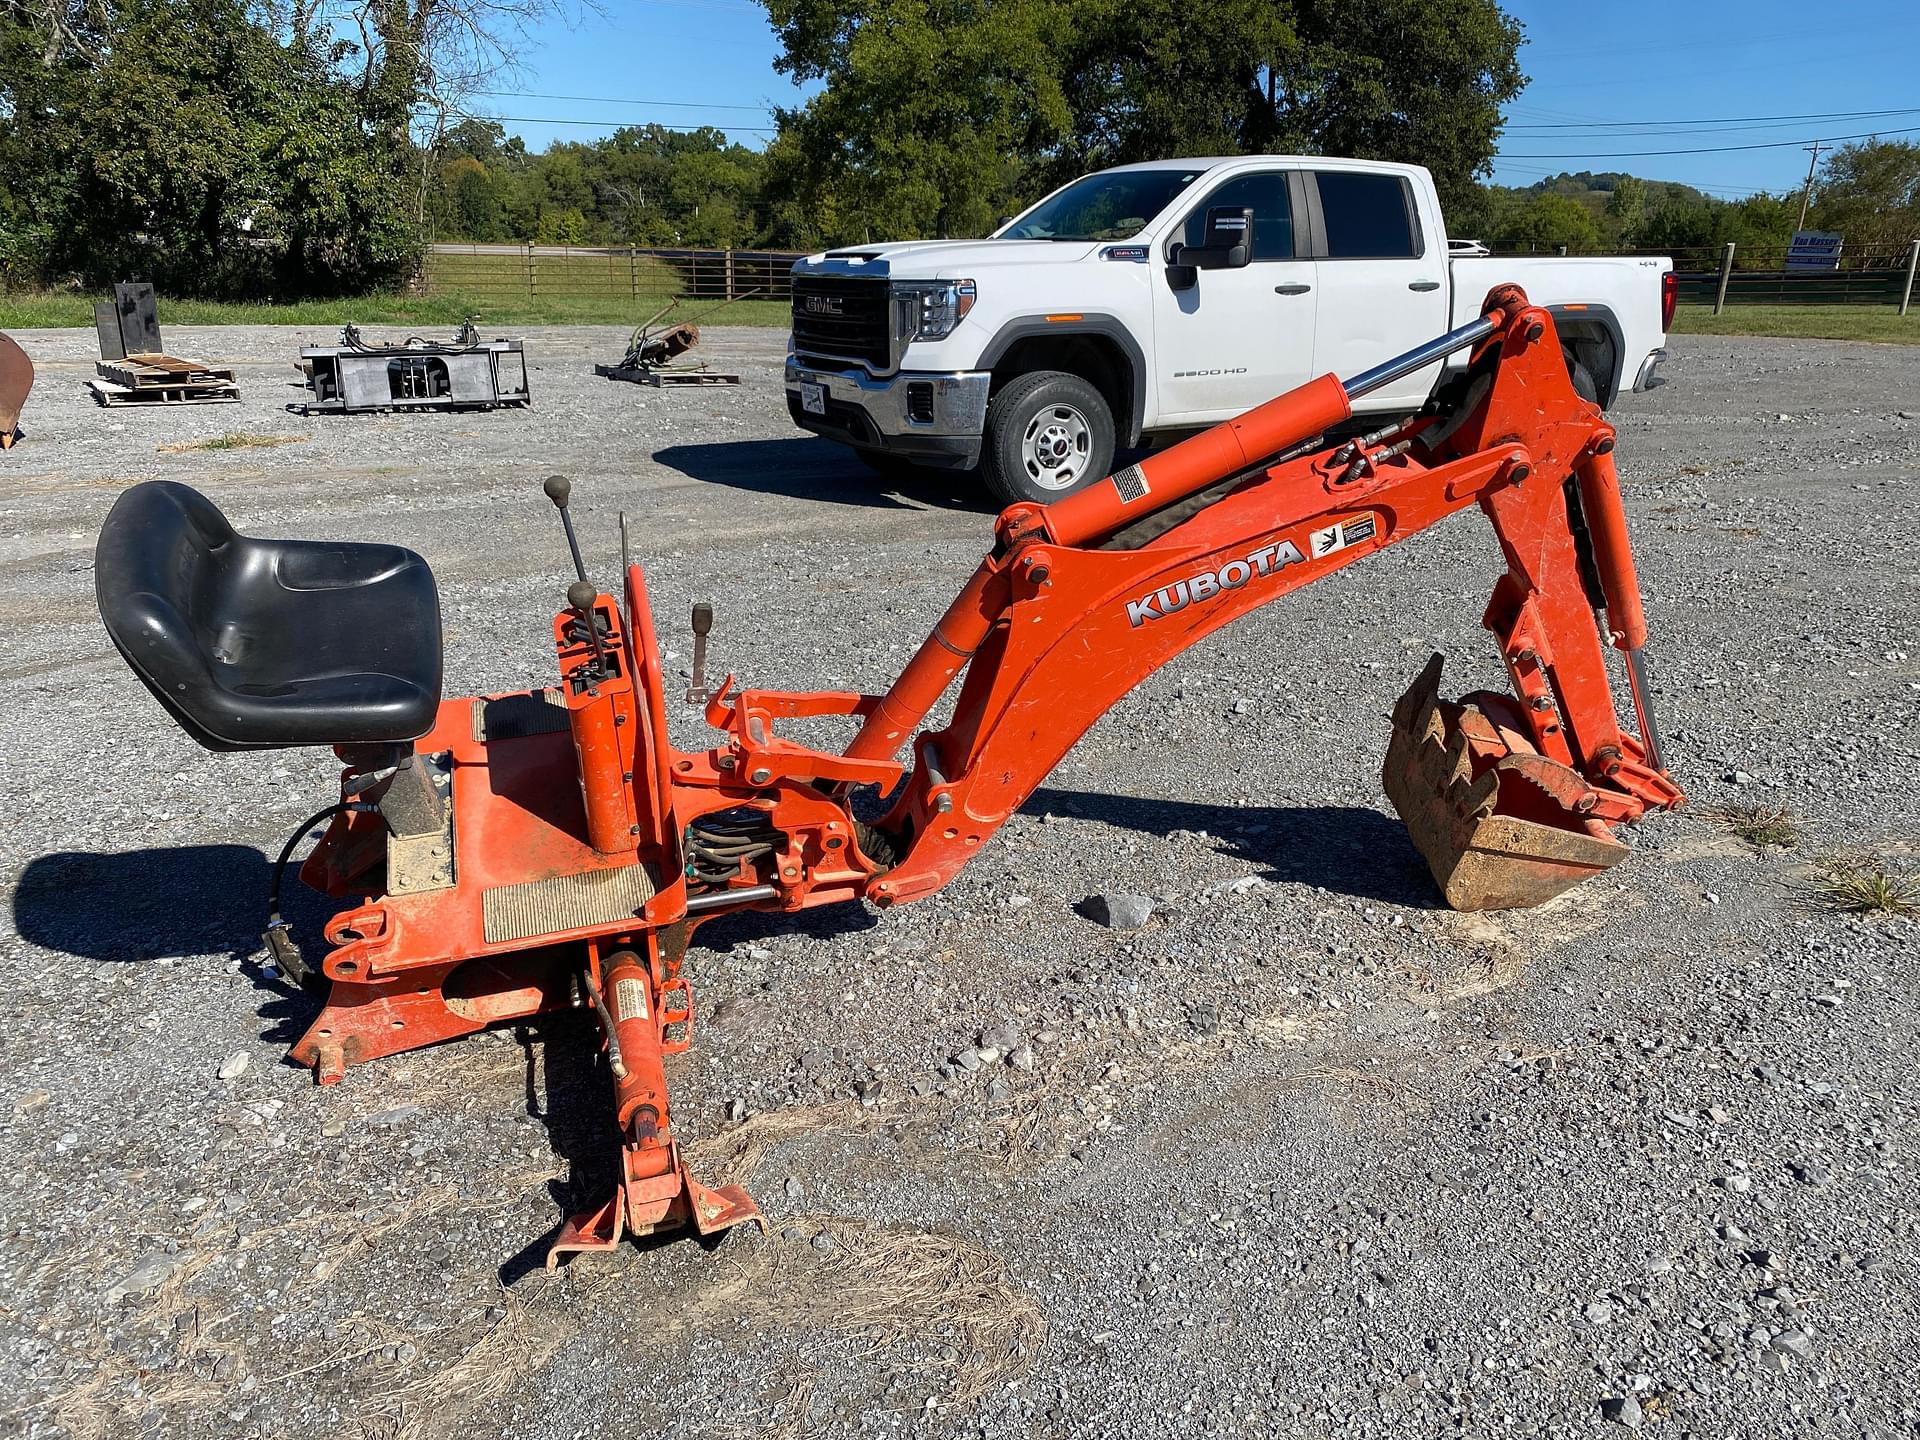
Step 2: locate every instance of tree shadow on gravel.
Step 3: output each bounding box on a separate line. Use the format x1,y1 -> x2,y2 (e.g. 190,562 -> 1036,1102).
1023,788 -> 1442,908
653,437 -> 990,512
13,842 -> 330,1030
14,844 -> 303,964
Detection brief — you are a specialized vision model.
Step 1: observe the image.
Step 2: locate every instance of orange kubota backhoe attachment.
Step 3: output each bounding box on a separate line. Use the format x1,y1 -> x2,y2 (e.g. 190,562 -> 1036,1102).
92,285 -> 1682,1263
0,331 -> 33,449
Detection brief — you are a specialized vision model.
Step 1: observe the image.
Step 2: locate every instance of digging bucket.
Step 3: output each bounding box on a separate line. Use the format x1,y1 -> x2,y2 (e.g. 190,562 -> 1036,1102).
1383,655 -> 1628,912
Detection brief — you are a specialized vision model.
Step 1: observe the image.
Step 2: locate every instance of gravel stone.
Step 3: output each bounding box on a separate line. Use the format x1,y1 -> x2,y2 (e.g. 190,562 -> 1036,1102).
103,1252 -> 184,1305
1087,892 -> 1154,930
1601,1394 -> 1644,1430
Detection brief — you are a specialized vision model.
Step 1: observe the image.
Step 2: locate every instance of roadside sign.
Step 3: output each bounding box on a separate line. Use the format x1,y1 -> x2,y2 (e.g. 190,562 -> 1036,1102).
1785,230 -> 1843,271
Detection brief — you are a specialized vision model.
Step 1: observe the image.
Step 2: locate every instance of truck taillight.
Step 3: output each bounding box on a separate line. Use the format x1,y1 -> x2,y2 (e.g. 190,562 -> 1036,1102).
1660,271 -> 1677,333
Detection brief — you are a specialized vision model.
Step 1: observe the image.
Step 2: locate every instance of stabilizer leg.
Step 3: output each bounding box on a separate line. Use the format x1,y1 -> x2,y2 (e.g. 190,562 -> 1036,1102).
547,948 -> 765,1266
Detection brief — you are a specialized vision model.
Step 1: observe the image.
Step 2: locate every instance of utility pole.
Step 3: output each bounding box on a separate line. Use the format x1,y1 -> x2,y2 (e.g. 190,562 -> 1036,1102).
1795,142 -> 1824,231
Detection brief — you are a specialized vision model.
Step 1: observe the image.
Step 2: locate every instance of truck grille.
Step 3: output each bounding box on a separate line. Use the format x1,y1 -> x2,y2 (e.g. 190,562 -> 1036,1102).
791,275 -> 893,372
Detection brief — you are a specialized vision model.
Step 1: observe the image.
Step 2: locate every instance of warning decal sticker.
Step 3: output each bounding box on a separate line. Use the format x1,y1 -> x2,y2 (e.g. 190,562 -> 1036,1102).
1310,514 -> 1381,559
614,976 -> 649,1023
1111,464 -> 1151,504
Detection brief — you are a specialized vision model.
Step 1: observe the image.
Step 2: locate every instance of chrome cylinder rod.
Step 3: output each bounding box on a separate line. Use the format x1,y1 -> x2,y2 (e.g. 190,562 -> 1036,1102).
1623,646 -> 1666,773
684,883 -> 779,914
1343,314 -> 1498,402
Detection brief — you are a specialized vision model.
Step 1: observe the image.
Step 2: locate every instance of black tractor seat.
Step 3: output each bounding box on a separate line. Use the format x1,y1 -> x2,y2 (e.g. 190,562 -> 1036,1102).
95,481 -> 443,751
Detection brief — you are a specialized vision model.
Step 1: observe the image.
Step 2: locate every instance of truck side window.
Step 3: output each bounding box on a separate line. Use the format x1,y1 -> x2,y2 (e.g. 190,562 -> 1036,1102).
1181,173 -> 1294,261
1314,172 -> 1421,259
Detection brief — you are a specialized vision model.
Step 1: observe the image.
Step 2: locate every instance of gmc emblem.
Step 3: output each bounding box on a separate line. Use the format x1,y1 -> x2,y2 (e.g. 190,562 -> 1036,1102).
804,295 -> 843,316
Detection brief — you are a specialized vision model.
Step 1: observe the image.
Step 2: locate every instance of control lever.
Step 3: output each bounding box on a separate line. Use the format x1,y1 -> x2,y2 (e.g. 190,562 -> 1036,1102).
687,603 -> 713,705
543,474 -> 590,584
568,579 -> 611,693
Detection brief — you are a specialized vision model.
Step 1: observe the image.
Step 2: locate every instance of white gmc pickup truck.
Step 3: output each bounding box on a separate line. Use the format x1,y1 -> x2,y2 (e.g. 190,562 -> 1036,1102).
785,155 -> 1676,504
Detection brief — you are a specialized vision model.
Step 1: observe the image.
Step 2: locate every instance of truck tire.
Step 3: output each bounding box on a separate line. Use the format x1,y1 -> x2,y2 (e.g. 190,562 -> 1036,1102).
980,370 -> 1115,506
1562,348 -> 1599,406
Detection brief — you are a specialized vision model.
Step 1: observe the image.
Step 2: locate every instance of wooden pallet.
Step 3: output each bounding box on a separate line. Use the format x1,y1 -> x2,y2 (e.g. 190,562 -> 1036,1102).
594,363 -> 740,387
91,352 -> 240,405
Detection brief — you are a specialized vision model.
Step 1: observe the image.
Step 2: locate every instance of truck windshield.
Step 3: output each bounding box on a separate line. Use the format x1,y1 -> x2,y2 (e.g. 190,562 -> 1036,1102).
1000,169 -> 1208,241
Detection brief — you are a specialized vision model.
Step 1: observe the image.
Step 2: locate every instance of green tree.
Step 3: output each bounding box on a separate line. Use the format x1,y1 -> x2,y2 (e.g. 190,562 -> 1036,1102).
759,0 -> 1525,242
1073,0 -> 1524,215
1498,192 -> 1603,253
0,0 -> 418,293
439,155 -> 506,239
760,0 -> 1072,243
534,206 -> 588,244
1606,175 -> 1646,245
1810,139 -> 1920,256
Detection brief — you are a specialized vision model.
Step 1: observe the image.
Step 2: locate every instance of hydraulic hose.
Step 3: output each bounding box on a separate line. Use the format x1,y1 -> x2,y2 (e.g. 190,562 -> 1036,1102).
262,802 -> 376,983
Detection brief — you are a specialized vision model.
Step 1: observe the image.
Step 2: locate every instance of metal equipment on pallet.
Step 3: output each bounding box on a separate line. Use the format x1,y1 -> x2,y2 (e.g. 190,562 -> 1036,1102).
93,287 -> 1683,1263
295,320 -> 530,414
595,299 -> 743,387
87,281 -> 240,407
0,331 -> 32,448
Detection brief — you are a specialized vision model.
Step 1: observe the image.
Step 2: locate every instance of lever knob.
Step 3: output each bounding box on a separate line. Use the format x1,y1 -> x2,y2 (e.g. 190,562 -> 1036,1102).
691,602 -> 713,637
567,579 -> 596,612
543,474 -> 572,508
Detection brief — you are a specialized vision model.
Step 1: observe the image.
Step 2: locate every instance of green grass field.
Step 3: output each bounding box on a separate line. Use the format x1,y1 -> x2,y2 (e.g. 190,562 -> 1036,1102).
0,289 -> 791,329
1671,304 -> 1919,344
6,290 -> 1910,343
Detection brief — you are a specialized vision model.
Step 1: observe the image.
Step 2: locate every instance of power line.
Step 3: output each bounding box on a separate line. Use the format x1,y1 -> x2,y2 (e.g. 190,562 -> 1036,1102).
1500,124 -> 1920,160
1504,105 -> 1920,131
474,88 -> 774,113
479,113 -> 778,134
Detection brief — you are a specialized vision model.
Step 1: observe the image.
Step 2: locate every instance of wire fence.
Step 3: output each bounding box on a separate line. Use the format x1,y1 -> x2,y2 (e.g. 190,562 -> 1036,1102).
418,244 -> 807,306
418,240 -> 1920,313
1483,242 -> 1920,308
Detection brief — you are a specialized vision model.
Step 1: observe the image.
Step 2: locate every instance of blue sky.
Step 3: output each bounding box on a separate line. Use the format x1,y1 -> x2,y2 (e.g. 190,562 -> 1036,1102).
484,0 -> 1920,201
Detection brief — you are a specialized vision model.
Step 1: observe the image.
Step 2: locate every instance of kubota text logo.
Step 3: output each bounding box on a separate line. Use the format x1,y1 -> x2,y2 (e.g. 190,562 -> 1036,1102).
1125,540 -> 1307,627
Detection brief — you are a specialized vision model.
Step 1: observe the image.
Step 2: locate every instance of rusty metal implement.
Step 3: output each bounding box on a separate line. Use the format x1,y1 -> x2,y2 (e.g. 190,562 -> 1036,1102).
0,331 -> 32,449
1384,655 -> 1631,910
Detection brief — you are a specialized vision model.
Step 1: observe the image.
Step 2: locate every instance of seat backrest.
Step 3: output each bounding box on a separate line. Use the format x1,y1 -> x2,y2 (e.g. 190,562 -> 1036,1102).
95,481 -> 444,751
95,481 -> 236,738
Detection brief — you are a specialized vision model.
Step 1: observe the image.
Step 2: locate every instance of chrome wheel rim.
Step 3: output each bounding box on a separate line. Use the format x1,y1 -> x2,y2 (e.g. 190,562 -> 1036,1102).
1020,404 -> 1093,491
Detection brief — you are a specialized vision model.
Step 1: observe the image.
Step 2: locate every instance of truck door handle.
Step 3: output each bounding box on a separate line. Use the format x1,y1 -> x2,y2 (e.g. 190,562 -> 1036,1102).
1273,283 -> 1312,295
1408,280 -> 1441,292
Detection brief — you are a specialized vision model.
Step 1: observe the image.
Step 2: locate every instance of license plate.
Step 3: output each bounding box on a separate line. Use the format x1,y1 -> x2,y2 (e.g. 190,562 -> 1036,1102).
799,381 -> 826,415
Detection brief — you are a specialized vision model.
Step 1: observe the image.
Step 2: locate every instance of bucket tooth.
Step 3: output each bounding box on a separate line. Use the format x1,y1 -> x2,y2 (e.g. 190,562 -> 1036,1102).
1383,655 -> 1629,911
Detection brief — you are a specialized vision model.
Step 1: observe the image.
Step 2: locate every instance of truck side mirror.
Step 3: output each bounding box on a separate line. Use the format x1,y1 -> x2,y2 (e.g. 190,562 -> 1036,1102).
1170,207 -> 1254,271
1165,206 -> 1254,291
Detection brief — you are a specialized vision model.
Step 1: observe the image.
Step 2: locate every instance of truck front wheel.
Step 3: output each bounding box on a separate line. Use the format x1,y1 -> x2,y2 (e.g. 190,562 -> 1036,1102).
980,371 -> 1115,506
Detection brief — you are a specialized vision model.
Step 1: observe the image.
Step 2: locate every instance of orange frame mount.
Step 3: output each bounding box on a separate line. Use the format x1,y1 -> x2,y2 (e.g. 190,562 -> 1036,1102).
279,286 -> 1681,1262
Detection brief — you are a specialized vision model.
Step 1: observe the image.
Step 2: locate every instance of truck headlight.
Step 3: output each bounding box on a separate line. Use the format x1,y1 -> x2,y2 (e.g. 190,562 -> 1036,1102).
896,279 -> 976,343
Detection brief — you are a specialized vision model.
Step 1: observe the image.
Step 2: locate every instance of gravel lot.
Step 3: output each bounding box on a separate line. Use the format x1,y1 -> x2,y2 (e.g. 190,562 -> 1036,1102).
0,321 -> 1916,1439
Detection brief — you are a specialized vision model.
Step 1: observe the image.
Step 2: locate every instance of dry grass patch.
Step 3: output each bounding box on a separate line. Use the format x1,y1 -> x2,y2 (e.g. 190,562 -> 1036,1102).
759,1217 -> 1048,1407
1804,854 -> 1920,915
1712,801 -> 1800,848
688,1102 -> 871,1188
1279,1063 -> 1422,1108
158,431 -> 308,453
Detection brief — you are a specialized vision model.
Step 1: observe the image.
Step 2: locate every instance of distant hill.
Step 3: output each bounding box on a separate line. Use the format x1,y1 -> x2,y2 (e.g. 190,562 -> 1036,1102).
1520,171 -> 1729,231
1524,171 -> 1719,206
